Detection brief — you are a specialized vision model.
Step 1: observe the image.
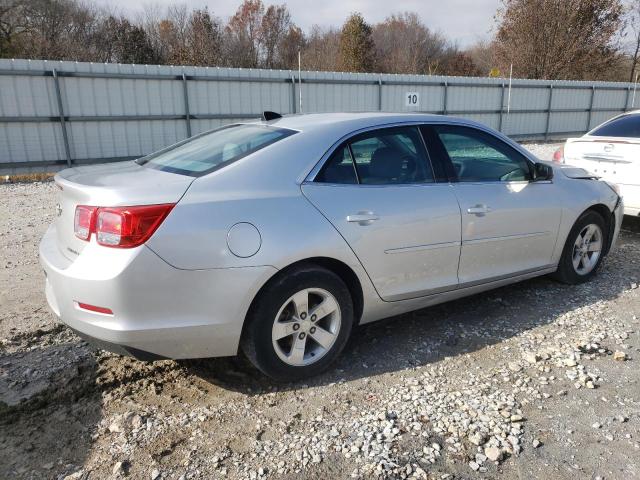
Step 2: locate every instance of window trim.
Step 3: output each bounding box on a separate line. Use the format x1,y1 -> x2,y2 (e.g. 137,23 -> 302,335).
311,124 -> 439,187
426,124 -> 537,184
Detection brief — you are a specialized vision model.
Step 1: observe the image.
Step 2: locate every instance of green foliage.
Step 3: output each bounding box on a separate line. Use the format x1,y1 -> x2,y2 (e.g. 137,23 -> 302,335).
339,13 -> 375,72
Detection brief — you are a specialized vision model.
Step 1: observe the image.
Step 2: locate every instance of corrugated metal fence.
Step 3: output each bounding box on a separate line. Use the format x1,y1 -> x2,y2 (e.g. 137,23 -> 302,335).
1,58 -> 638,173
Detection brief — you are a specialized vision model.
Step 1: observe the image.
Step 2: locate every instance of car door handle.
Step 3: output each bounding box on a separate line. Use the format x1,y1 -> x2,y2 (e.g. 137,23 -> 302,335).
346,212 -> 379,225
467,205 -> 492,215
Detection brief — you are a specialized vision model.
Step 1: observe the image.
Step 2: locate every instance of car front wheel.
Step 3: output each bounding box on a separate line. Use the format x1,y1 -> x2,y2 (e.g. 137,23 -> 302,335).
241,265 -> 354,381
553,210 -> 607,284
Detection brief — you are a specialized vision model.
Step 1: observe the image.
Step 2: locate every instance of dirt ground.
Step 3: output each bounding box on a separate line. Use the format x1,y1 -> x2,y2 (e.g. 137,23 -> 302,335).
1,176 -> 639,480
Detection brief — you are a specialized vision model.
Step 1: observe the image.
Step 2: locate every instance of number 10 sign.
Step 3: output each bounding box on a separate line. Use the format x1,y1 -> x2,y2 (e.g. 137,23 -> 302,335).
405,92 -> 420,107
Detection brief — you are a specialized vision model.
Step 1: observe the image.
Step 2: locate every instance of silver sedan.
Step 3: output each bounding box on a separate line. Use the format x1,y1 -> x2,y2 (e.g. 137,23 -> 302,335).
40,113 -> 624,381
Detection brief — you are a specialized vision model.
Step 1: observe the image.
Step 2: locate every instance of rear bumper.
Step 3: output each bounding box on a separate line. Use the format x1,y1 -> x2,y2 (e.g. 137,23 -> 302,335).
40,224 -> 276,359
619,184 -> 640,216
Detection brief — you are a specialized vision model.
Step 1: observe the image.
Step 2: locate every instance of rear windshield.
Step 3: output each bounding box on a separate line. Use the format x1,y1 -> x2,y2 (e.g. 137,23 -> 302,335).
138,124 -> 296,176
590,114 -> 640,138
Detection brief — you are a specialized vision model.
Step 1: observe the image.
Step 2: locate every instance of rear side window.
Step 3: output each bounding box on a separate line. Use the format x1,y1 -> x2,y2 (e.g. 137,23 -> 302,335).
316,146 -> 358,184
590,114 -> 640,138
139,124 -> 296,176
316,126 -> 434,185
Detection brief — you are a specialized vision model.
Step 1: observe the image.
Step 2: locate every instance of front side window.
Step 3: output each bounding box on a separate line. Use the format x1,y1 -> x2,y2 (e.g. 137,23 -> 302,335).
434,125 -> 531,182
139,124 -> 296,176
590,114 -> 640,138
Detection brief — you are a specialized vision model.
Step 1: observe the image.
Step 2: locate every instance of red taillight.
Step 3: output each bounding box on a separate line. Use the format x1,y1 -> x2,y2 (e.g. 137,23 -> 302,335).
552,145 -> 564,164
74,205 -> 97,240
76,302 -> 113,315
74,204 -> 174,248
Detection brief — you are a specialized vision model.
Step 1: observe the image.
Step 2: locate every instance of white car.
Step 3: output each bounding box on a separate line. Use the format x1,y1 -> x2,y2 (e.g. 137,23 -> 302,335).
554,110 -> 640,216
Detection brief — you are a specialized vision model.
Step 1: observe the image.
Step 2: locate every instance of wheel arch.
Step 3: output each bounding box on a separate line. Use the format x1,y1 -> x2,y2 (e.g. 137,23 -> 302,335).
582,203 -> 615,255
242,257 -> 365,342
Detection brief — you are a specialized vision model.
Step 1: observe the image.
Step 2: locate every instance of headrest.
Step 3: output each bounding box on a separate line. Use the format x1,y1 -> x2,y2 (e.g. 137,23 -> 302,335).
369,147 -> 403,180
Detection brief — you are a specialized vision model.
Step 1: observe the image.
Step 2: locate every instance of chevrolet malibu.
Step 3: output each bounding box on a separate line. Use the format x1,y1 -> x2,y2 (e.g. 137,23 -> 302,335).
40,113 -> 624,381
553,110 -> 640,217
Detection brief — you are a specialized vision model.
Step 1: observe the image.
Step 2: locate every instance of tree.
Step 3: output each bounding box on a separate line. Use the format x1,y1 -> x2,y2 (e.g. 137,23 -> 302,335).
627,0 -> 640,82
441,51 -> 482,76
373,12 -> 454,74
494,0 -> 625,80
186,8 -> 222,66
95,15 -> 158,64
225,0 -> 264,68
338,12 -> 375,72
1,1 -> 30,57
466,39 -> 497,76
302,25 -> 340,71
261,4 -> 290,68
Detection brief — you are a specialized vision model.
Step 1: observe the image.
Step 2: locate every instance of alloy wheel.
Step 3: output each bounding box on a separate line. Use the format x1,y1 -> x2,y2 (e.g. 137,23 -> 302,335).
571,223 -> 603,275
271,288 -> 342,367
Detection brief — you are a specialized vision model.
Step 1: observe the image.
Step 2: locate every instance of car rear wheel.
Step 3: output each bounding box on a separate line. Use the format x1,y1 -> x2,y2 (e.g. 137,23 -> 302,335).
241,265 -> 354,381
552,210 -> 607,284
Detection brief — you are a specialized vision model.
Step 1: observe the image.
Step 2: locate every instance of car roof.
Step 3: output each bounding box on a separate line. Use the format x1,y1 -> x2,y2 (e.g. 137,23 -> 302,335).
250,112 -> 471,133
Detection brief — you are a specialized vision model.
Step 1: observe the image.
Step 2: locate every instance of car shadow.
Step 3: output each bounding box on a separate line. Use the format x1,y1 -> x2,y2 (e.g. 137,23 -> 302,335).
0,341 -> 101,479
184,220 -> 640,394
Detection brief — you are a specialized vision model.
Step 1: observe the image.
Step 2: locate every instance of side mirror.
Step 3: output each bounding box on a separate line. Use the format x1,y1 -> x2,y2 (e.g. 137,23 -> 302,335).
534,162 -> 554,181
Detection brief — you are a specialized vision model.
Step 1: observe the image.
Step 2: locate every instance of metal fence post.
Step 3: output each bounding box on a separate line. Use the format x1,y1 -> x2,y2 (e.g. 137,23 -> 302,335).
544,84 -> 553,141
378,77 -> 383,111
290,74 -> 296,113
587,85 -> 596,131
498,83 -> 506,132
442,81 -> 448,115
52,69 -> 72,167
181,74 -> 192,138
625,86 -> 631,112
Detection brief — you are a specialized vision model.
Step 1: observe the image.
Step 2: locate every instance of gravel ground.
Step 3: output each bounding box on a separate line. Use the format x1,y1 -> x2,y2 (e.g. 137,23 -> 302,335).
1,149 -> 640,480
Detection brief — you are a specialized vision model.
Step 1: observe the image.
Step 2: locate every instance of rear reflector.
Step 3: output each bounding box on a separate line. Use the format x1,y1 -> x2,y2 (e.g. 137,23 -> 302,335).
76,302 -> 113,315
74,203 -> 174,248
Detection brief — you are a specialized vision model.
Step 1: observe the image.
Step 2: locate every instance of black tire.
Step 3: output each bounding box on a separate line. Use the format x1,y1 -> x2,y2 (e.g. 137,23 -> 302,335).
240,264 -> 354,382
552,210 -> 607,284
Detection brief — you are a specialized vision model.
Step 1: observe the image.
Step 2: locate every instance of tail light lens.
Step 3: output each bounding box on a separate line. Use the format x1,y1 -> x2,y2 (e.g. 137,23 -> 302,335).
552,145 -> 564,163
74,204 -> 174,248
74,205 -> 96,240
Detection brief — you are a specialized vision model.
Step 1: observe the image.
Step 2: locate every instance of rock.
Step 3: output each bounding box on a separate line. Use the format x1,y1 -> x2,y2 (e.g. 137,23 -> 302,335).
151,469 -> 161,480
63,472 -> 85,480
508,362 -> 522,372
108,421 -> 122,433
613,351 -> 627,361
524,353 -> 541,364
113,461 -> 124,475
469,432 -> 487,446
469,461 -> 480,471
485,446 -> 503,462
532,439 -> 542,448
592,422 -> 601,429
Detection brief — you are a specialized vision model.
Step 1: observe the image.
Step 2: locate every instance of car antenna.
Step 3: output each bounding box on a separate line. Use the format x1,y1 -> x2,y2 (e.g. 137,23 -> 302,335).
262,111 -> 282,121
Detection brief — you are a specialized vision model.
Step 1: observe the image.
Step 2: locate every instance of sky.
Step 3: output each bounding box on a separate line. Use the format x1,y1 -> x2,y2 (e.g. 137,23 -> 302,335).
101,0 -> 502,47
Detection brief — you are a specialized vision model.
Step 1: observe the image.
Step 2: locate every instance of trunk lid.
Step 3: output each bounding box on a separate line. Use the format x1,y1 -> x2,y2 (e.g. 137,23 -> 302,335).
54,161 -> 194,261
564,136 -> 640,186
